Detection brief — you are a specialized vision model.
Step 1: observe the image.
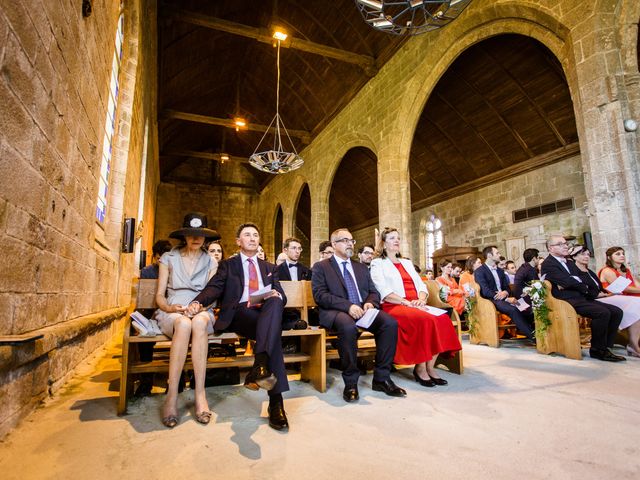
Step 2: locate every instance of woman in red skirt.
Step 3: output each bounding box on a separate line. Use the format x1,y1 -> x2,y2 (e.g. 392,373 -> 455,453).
370,228 -> 461,387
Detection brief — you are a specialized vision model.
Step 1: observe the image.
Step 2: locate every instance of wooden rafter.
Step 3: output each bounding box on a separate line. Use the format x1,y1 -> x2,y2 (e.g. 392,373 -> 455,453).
163,149 -> 250,164
165,8 -> 377,75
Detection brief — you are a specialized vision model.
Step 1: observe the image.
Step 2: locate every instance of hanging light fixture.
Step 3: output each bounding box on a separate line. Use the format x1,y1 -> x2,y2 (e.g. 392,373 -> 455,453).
249,30 -> 304,174
355,0 -> 473,35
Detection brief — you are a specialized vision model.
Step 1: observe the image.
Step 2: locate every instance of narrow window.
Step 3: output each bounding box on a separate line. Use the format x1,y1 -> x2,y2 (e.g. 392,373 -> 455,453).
425,214 -> 443,269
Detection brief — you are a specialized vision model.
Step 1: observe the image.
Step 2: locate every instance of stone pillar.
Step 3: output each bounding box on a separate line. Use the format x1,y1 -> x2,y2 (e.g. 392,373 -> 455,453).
310,191 -> 329,264
569,15 -> 640,267
377,148 -> 413,257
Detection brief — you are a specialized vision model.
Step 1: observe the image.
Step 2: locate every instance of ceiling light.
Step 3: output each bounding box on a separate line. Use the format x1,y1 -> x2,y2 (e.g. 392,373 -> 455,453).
272,29 -> 288,41
220,153 -> 229,163
356,0 -> 473,35
233,117 -> 246,131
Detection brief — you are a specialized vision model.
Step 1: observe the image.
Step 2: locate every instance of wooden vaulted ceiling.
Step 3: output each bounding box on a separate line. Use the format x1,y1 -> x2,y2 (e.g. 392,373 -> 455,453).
157,0 -> 406,190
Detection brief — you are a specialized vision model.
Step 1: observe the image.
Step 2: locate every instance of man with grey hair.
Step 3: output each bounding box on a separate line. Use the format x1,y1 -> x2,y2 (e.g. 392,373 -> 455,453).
541,234 -> 624,362
312,228 -> 405,402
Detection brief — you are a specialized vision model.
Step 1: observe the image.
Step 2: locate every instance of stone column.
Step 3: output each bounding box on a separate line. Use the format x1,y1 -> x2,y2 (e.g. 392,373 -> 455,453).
569,15 -> 640,266
310,191 -> 329,264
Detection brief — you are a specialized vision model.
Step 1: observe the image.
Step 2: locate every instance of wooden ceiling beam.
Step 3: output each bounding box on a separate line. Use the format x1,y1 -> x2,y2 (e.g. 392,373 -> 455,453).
163,149 -> 250,164
166,8 -> 377,75
163,109 -> 311,143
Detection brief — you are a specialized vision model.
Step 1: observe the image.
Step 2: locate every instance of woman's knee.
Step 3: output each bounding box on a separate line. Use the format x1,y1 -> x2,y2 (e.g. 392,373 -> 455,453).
191,313 -> 210,333
174,315 -> 192,333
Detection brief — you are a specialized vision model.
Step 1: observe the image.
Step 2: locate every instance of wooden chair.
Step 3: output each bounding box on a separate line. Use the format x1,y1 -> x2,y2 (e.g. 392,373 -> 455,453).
537,281 -> 582,360
425,280 -> 464,374
467,281 -> 517,348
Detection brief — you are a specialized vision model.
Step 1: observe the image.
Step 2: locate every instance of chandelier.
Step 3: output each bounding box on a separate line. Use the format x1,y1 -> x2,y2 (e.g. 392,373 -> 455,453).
249,34 -> 304,174
355,0 -> 473,35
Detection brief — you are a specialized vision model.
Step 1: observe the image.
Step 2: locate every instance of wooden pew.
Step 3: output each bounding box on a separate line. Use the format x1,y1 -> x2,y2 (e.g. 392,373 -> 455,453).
467,281 -> 517,348
536,281 -> 582,360
119,279 -> 326,415
425,280 -> 464,374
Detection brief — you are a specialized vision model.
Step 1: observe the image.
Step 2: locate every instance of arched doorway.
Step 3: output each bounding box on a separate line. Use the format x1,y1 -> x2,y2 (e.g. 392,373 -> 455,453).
273,204 -> 283,263
329,147 -> 378,247
294,184 -> 311,266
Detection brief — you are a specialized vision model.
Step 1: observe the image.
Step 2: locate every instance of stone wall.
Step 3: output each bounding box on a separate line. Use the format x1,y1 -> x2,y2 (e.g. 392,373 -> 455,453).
0,0 -> 159,437
411,155 -> 590,268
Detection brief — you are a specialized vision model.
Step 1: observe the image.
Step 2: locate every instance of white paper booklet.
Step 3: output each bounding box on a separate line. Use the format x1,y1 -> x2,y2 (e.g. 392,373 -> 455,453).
416,305 -> 449,316
356,308 -> 379,329
605,276 -> 632,294
249,284 -> 273,305
515,298 -> 529,312
130,311 -> 163,336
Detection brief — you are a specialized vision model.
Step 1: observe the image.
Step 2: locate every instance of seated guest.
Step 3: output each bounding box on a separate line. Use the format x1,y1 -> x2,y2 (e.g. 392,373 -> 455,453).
513,248 -> 540,301
541,235 -> 624,362
599,246 -> 640,296
451,264 -> 462,282
505,260 -> 517,284
474,245 -> 535,341
459,256 -> 481,288
206,240 -> 224,263
318,240 -> 334,260
153,213 -> 220,427
357,244 -> 375,269
277,237 -> 312,281
257,243 -> 266,261
435,259 -> 467,315
422,268 -> 435,281
571,246 -> 640,357
140,240 -> 172,279
191,223 -> 290,430
312,228 -> 406,402
371,228 -> 461,387
497,256 -> 507,270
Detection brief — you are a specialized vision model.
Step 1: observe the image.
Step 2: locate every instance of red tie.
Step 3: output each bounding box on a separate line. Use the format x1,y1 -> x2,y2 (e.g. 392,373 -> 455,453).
247,257 -> 259,296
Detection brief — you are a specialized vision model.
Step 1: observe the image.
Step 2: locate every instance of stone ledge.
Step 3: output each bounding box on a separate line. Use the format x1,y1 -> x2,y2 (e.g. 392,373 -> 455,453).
0,307 -> 127,374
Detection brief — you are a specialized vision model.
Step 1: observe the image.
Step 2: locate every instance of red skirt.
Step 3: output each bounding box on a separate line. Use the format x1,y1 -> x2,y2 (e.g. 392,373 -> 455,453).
382,303 -> 461,365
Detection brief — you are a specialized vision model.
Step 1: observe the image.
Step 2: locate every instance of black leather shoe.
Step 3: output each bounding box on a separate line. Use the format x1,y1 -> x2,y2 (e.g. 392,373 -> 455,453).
590,348 -> 626,362
372,379 -> 407,397
343,385 -> 359,403
244,364 -> 277,391
429,375 -> 448,386
412,367 -> 435,387
267,400 -> 289,431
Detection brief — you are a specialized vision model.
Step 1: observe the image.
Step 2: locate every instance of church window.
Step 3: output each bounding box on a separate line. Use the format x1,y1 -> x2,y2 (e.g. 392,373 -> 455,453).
425,214 -> 443,269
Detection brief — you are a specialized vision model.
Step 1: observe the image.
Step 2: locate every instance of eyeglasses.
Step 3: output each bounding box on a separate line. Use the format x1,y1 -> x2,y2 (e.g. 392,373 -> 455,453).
334,238 -> 356,245
288,246 -> 303,251
361,251 -> 374,255
321,250 -> 334,255
550,242 -> 568,247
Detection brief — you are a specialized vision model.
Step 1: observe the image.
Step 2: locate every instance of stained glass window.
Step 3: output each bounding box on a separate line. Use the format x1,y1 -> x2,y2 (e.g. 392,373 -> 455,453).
96,14 -> 124,223
425,214 -> 443,269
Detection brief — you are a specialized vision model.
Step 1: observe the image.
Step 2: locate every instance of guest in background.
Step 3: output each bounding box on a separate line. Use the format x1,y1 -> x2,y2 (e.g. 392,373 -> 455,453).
257,243 -> 266,261
436,259 -> 467,315
541,235 -> 624,362
571,246 -> 640,357
318,240 -> 334,261
357,244 -> 375,268
277,237 -> 312,281
505,260 -> 517,284
140,240 -> 172,279
422,269 -> 435,281
497,256 -> 507,270
513,248 -> 540,302
451,264 -> 462,282
206,240 -> 224,263
598,247 -> 640,296
153,213 -> 220,427
371,228 -> 461,388
459,256 -> 482,288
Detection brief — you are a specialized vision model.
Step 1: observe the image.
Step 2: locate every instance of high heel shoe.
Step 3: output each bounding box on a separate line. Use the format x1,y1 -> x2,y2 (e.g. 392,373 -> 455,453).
428,375 -> 448,386
412,366 -> 436,387
626,345 -> 640,358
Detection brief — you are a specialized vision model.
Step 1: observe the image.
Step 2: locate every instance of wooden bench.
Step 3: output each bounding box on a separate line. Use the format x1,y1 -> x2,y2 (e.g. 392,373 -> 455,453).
536,280 -> 583,360
425,280 -> 464,374
118,279 -> 326,415
467,281 -> 518,348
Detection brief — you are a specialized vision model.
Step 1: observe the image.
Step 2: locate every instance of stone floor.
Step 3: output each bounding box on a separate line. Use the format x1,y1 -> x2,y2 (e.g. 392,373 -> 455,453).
1,337 -> 639,480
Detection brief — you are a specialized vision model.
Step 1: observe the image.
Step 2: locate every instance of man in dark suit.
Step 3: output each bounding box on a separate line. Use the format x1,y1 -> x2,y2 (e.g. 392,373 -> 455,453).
513,248 -> 540,304
541,235 -> 625,362
276,237 -> 312,281
474,245 -> 535,340
312,228 -> 405,403
191,223 -> 291,430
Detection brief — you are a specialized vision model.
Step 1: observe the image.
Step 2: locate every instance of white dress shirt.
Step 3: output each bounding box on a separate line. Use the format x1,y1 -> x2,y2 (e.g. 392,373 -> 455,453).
334,256 -> 363,303
239,252 -> 265,303
287,261 -> 299,281
488,265 -> 502,291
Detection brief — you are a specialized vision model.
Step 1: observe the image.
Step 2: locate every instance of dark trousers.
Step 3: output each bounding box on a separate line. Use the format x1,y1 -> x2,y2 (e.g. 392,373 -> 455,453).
332,310 -> 398,386
492,299 -> 535,339
230,296 -> 289,395
563,298 -> 623,350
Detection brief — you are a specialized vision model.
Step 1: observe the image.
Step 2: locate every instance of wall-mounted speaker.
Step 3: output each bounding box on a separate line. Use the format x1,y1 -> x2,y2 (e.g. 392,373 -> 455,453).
583,231 -> 594,252
122,218 -> 135,253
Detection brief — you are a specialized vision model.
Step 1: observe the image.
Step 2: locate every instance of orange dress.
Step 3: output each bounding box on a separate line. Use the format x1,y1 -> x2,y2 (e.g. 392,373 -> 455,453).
458,271 -> 474,288
382,263 -> 461,365
436,275 -> 466,315
598,267 -> 640,297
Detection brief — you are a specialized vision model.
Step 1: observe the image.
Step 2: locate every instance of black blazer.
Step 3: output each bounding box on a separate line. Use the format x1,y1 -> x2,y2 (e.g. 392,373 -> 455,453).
311,256 -> 380,329
193,255 -> 287,331
540,255 -> 590,300
474,263 -> 511,300
276,261 -> 312,281
575,266 -> 605,300
513,263 -> 539,299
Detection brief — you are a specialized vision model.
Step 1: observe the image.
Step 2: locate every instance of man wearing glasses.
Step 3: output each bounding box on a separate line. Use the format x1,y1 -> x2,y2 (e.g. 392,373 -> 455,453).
541,234 -> 625,362
318,240 -> 334,262
312,228 -> 405,403
276,237 -> 312,281
357,244 -> 375,269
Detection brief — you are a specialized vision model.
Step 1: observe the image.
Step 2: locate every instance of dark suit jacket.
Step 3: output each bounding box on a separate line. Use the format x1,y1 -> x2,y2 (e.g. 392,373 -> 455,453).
276,261 -> 312,281
193,255 -> 287,331
311,256 -> 380,329
513,263 -> 539,299
540,255 -> 590,300
474,263 -> 511,300
575,267 -> 604,300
